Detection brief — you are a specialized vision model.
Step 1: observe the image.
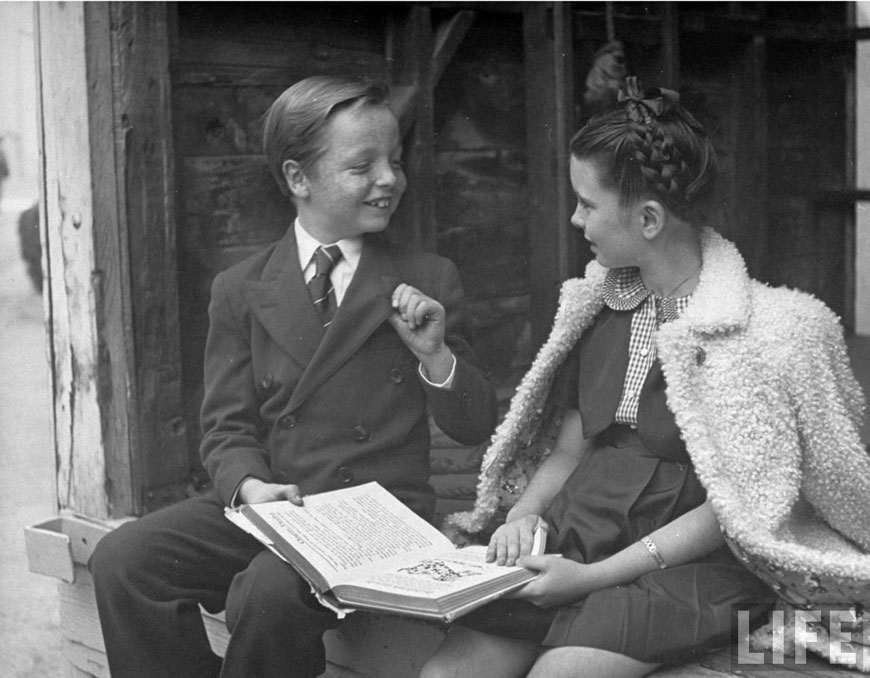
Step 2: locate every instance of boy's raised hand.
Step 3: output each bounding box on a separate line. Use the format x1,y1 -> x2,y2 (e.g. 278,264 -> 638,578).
388,283 -> 454,383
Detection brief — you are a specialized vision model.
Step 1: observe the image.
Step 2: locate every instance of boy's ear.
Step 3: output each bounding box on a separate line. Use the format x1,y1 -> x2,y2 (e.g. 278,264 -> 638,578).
282,160 -> 309,199
639,200 -> 666,240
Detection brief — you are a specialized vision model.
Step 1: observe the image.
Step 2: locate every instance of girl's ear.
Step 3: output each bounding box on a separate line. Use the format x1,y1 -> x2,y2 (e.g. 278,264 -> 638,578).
282,160 -> 309,199
639,200 -> 666,240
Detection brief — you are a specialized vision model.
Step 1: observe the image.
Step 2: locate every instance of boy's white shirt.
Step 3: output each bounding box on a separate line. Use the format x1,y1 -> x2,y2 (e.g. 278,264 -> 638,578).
295,219 -> 456,389
295,219 -> 362,305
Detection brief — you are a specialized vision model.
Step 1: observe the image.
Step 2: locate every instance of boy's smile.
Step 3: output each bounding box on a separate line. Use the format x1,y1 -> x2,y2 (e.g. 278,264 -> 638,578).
287,103 -> 406,243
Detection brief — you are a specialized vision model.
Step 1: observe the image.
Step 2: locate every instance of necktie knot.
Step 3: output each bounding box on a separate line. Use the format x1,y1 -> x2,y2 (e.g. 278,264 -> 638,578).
308,245 -> 343,327
312,244 -> 343,279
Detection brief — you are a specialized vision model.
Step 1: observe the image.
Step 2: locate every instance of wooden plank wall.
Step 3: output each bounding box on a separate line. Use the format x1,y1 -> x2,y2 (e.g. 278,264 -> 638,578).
110,3 -> 189,514
433,9 -> 535,382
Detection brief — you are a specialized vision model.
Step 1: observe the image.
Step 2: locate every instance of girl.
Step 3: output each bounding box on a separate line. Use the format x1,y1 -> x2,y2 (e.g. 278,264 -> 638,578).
422,77 -> 870,678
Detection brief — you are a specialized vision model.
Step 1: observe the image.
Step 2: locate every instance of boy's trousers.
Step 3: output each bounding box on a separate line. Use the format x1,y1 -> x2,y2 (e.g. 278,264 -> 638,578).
89,492 -> 340,678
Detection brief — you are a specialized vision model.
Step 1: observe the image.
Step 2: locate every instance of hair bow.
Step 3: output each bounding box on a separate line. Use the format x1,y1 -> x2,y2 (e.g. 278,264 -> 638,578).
618,76 -> 679,121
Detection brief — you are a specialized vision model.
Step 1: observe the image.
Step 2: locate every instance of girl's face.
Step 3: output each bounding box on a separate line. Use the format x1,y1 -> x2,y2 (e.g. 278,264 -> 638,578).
569,156 -> 644,269
292,104 -> 406,243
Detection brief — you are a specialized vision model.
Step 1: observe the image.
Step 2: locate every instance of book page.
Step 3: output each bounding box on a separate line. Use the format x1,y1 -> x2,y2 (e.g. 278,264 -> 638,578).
334,545 -> 530,596
241,482 -> 453,583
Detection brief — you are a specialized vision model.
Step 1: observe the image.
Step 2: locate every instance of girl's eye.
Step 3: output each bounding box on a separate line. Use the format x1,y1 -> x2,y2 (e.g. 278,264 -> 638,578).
350,162 -> 371,174
391,158 -> 404,170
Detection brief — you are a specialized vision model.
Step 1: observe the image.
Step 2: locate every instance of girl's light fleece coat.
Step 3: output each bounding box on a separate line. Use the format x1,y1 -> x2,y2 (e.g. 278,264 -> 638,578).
448,228 -> 870,597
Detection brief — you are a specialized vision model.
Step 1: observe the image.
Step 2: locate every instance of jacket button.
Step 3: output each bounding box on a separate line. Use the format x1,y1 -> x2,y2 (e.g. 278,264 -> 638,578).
353,425 -> 371,442
279,414 -> 297,429
389,367 -> 405,384
337,466 -> 354,484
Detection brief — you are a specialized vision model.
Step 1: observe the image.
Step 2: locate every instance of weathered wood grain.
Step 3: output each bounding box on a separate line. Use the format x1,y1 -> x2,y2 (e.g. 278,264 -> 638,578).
110,2 -> 189,512
523,3 -> 578,347
180,155 -> 292,248
36,1 -> 115,518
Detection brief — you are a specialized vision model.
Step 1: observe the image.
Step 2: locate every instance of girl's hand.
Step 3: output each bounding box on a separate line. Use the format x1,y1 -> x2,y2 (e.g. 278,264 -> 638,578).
487,514 -> 546,566
510,555 -> 595,608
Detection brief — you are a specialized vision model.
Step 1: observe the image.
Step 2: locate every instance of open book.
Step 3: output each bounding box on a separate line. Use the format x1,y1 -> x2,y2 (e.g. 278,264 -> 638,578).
225,481 -> 544,623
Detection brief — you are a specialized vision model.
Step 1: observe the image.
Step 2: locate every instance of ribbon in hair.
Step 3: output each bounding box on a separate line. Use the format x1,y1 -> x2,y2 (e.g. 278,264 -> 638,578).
618,76 -> 679,121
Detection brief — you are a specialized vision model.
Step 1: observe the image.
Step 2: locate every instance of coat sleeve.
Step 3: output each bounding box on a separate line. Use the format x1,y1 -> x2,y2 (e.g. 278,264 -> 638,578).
199,271 -> 273,505
791,302 -> 870,552
420,258 -> 499,446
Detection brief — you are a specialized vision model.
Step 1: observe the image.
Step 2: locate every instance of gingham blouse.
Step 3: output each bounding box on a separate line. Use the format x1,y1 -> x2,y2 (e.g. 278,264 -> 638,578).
602,267 -> 693,427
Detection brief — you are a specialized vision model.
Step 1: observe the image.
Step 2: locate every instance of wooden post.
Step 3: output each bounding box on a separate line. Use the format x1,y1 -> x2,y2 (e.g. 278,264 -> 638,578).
734,32 -> 768,280
388,9 -> 475,253
109,2 -> 188,514
660,2 -> 680,89
523,2 -> 576,347
35,1 -> 185,519
843,1 -> 857,333
388,6 -> 436,252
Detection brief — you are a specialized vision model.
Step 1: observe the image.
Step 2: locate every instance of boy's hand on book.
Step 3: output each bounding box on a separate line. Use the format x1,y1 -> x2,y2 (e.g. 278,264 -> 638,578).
486,514 -> 547,566
238,477 -> 304,506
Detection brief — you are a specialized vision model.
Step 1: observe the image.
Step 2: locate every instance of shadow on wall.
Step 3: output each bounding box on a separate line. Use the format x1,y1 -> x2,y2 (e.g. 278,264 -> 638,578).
17,202 -> 41,294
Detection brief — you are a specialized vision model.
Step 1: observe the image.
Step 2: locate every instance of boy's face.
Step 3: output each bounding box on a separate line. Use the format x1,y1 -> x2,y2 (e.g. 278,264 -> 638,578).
290,104 -> 406,243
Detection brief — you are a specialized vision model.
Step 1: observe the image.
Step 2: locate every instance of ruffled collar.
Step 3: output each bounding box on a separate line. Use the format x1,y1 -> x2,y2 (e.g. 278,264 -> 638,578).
602,267 -> 649,311
589,228 -> 752,336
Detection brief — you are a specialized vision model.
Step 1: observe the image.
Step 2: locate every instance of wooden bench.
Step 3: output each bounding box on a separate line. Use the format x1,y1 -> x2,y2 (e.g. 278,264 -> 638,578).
24,422 -> 865,678
26,512 -> 864,678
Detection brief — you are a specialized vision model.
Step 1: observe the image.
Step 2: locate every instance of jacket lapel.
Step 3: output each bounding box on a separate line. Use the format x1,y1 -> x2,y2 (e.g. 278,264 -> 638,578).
242,229 -> 324,370
656,228 -> 754,429
286,239 -> 401,412
659,227 -> 753,341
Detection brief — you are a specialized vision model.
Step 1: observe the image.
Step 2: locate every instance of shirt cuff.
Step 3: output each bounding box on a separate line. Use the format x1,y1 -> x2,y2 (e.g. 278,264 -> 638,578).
229,476 -> 250,507
417,352 -> 457,389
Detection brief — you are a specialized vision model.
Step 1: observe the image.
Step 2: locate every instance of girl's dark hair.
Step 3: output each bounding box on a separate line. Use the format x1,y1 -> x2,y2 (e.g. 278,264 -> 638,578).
569,78 -> 718,224
263,75 -> 391,196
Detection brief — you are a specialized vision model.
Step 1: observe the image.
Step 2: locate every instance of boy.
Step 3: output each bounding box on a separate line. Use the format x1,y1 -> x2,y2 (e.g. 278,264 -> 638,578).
89,76 -> 497,678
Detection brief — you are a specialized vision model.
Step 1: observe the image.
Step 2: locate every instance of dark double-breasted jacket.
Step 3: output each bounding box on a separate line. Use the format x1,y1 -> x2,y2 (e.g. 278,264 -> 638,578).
200,228 -> 498,519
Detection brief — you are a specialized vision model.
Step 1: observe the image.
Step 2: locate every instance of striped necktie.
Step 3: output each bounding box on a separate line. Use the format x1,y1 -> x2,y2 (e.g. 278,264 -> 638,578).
307,245 -> 343,327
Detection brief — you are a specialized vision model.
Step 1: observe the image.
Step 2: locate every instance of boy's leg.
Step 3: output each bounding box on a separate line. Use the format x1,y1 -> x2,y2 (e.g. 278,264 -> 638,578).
220,549 -> 341,678
420,626 -> 539,678
89,492 -> 262,678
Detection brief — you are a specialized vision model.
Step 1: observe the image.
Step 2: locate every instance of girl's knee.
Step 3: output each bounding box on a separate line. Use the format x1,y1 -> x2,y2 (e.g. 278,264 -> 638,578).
420,627 -> 537,678
420,654 -> 461,678
529,647 -> 659,678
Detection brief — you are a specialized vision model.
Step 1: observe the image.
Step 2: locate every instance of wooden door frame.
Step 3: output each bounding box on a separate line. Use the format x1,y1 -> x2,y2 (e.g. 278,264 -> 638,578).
36,1 -> 185,518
